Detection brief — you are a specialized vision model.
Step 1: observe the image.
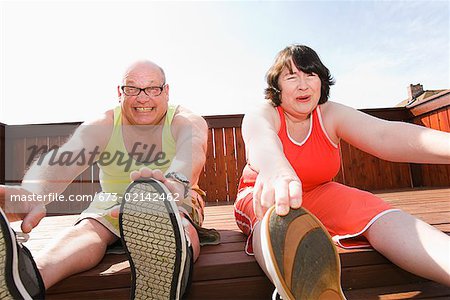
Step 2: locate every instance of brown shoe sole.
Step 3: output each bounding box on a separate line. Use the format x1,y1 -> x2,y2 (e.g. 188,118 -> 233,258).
261,206 -> 346,300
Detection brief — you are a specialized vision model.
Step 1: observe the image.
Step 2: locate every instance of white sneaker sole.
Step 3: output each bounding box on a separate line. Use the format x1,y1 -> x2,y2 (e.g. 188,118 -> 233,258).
119,180 -> 187,300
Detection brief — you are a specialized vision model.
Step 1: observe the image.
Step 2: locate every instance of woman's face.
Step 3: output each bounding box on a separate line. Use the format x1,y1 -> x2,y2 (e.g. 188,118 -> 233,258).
278,60 -> 322,119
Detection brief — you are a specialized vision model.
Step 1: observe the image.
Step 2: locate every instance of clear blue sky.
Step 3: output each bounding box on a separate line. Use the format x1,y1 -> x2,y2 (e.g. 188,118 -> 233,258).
1,1 -> 448,124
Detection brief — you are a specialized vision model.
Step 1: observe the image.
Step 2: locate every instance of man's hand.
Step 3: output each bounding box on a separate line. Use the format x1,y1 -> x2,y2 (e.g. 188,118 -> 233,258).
253,170 -> 302,220
0,185 -> 47,233
129,167 -> 185,199
108,167 -> 186,219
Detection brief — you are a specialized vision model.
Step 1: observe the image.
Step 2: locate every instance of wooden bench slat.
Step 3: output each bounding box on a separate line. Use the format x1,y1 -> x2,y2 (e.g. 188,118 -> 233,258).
193,251 -> 264,281
345,281 -> 450,300
342,264 -> 426,290
200,242 -> 246,254
234,128 -> 246,182
224,128 -> 238,203
202,129 -> 218,202
188,275 -> 273,300
47,287 -> 130,300
213,128 -> 228,202
434,224 -> 450,233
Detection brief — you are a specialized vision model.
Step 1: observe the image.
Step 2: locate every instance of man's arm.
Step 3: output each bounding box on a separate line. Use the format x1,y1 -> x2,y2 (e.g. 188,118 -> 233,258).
166,106 -> 208,186
128,106 -> 208,204
21,111 -> 113,195
3,111 -> 113,231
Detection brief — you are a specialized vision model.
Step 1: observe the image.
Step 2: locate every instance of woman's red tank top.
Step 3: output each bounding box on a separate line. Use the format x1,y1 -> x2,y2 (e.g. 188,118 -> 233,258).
238,105 -> 341,193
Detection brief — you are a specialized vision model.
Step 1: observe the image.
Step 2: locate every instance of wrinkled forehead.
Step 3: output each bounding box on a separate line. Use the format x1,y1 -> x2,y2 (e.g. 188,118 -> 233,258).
122,62 -> 165,86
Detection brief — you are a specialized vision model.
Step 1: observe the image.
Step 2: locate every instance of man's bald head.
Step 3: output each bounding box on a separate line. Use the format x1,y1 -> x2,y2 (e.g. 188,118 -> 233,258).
122,60 -> 166,85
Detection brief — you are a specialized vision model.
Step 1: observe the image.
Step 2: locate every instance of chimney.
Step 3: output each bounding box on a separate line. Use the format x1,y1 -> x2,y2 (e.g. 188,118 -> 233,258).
408,83 -> 424,100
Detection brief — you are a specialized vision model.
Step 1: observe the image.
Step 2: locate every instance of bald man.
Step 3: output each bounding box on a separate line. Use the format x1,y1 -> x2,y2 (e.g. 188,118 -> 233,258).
0,61 -> 219,299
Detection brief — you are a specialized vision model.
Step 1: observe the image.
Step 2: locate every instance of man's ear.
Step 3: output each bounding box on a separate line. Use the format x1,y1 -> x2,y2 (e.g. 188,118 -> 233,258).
164,84 -> 170,102
117,85 -> 122,102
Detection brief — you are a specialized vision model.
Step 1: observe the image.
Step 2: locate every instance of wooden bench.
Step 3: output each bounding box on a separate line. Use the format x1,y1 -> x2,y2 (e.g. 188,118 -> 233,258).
3,99 -> 450,299
12,188 -> 450,299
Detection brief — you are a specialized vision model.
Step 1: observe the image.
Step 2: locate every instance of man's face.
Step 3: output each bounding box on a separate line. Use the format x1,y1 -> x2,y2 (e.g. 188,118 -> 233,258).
118,63 -> 169,126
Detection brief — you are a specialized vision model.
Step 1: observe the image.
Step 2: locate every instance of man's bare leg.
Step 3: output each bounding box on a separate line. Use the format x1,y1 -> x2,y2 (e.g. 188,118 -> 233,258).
182,215 -> 200,261
34,219 -> 118,289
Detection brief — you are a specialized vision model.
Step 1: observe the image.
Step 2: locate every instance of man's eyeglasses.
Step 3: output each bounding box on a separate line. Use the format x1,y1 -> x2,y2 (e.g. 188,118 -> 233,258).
121,84 -> 166,97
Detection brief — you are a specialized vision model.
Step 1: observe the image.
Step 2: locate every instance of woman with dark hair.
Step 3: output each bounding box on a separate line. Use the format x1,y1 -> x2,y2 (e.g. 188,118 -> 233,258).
234,44 -> 450,299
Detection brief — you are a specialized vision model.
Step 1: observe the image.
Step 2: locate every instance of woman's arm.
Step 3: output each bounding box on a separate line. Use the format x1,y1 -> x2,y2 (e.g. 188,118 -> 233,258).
242,102 -> 302,219
329,102 -> 450,164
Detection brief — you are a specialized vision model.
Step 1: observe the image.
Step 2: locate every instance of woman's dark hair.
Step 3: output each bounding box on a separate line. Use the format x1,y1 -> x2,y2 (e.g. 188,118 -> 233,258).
265,44 -> 335,106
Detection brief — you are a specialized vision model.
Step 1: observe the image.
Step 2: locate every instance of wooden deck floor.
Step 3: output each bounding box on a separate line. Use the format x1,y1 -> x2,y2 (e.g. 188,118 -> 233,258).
12,188 -> 450,299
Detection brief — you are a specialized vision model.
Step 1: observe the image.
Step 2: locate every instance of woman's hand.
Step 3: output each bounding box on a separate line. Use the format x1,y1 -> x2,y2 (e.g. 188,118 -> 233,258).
252,169 -> 302,220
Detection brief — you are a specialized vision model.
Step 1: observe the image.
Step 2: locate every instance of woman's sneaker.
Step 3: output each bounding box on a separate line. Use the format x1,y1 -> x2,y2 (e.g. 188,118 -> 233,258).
260,206 -> 346,300
119,179 -> 191,300
0,208 -> 45,300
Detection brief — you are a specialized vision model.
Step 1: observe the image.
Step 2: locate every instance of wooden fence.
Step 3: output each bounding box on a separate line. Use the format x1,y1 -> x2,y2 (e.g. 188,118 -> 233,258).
409,91 -> 450,187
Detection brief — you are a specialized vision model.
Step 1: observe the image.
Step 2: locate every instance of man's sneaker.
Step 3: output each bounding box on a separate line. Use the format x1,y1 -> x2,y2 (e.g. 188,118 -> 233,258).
119,179 -> 192,300
260,206 -> 346,300
0,208 -> 45,300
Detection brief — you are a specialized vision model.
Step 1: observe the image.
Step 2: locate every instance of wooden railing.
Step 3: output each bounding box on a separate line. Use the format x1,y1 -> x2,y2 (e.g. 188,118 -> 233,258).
200,115 -> 246,204
1,99 -> 449,213
408,90 -> 450,187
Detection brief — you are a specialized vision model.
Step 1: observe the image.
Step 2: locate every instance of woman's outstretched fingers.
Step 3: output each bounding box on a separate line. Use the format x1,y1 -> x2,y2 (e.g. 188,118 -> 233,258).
274,180 -> 289,216
288,180 -> 302,209
260,185 -> 275,210
253,185 -> 264,220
